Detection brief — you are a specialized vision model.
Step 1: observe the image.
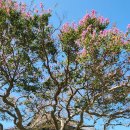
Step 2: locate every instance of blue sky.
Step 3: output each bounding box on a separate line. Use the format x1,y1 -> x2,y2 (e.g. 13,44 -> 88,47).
43,0 -> 130,31
1,0 -> 130,130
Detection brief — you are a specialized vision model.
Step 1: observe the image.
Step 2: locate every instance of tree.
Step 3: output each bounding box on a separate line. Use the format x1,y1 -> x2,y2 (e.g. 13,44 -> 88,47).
0,0 -> 130,130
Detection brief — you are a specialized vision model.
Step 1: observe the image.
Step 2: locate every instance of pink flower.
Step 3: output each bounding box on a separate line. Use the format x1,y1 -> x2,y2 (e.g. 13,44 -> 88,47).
124,41 -> 128,45
40,3 -> 43,8
79,14 -> 90,26
0,0 -> 2,8
127,24 -> 130,29
81,47 -> 87,57
26,12 -> 31,18
122,40 -> 128,45
84,14 -> 90,20
7,0 -> 12,4
86,25 -> 92,32
98,17 -> 109,25
72,22 -> 77,30
98,16 -> 105,24
100,30 -> 109,37
14,2 -> 19,10
6,7 -> 10,14
43,9 -> 51,14
61,23 -> 70,33
105,18 -> 110,24
112,27 -> 119,34
91,10 -> 96,17
21,6 -> 26,11
92,30 -> 96,38
79,20 -> 84,26
75,39 -> 81,46
81,30 -> 88,39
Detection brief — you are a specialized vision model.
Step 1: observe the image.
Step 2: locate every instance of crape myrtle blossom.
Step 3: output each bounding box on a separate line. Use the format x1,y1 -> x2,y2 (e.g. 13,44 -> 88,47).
81,30 -> 88,40
75,39 -> 81,46
98,16 -> 109,24
99,30 -> 110,37
112,27 -> 120,34
25,12 -> 31,18
61,22 -> 77,33
20,3 -> 26,13
99,28 -> 128,44
0,2 -> 2,8
127,24 -> 130,34
72,22 -> 78,30
42,8 -> 52,14
14,2 -> 19,10
78,10 -> 109,27
60,10 -> 130,58
127,24 -> 130,29
79,13 -> 90,26
79,10 -> 97,26
0,0 -> 51,19
91,10 -> 97,17
92,30 -> 96,39
40,2 -> 43,8
122,40 -> 128,45
61,23 -> 70,33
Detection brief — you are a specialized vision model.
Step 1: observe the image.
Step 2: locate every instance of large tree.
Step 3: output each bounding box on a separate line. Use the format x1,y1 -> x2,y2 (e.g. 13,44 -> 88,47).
0,0 -> 130,130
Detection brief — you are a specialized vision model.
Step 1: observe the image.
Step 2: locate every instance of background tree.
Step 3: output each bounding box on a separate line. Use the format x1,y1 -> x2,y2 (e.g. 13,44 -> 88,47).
0,0 -> 130,130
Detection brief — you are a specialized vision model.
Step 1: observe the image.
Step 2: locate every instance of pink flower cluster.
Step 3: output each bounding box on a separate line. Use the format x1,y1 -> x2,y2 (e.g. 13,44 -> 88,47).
20,3 -> 26,13
42,8 -> 52,14
81,30 -> 88,40
0,0 -> 28,16
40,3 -> 43,8
0,0 -> 12,14
78,10 -> 109,26
75,39 -> 81,46
0,0 -> 51,19
72,22 -> 77,30
0,0 -> 2,8
99,30 -> 110,37
99,27 -> 123,38
61,23 -> 70,33
79,13 -> 90,26
122,40 -> 128,45
92,30 -> 96,39
14,2 -> 19,10
81,25 -> 92,40
127,24 -> 130,29
61,22 -> 77,33
112,27 -> 119,34
98,16 -> 109,24
60,9 -> 130,54
79,10 -> 97,26
91,10 -> 97,17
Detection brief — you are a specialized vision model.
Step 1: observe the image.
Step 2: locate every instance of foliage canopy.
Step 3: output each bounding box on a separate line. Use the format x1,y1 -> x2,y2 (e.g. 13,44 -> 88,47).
0,0 -> 130,130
